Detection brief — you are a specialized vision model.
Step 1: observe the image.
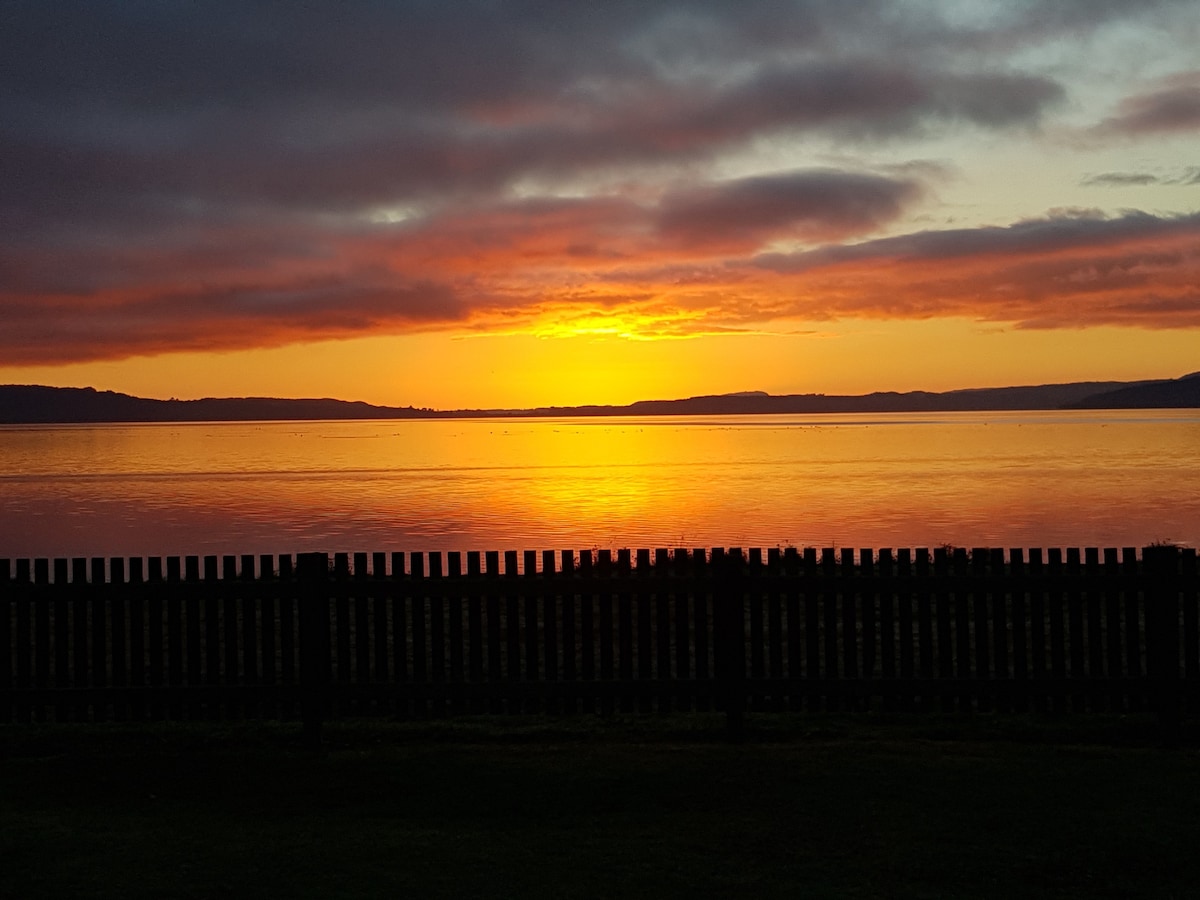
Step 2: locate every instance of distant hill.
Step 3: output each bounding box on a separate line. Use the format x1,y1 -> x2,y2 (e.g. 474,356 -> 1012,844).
471,379 -> 1175,417
1,375 -> 1196,424
1064,372 -> 1200,409
0,385 -> 432,424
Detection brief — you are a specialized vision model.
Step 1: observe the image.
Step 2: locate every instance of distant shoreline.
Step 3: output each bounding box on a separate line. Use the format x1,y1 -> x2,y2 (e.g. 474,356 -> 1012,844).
2,373 -> 1198,424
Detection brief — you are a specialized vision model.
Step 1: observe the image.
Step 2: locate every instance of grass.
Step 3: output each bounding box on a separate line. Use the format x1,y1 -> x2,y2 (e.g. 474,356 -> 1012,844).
3,714 -> 1200,898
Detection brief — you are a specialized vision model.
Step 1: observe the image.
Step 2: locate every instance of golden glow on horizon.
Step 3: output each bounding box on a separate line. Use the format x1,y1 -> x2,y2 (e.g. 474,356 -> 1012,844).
1,319 -> 1197,410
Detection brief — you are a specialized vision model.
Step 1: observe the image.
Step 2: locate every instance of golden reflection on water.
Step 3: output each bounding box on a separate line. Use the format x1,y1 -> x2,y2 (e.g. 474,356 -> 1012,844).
1,411 -> 1198,559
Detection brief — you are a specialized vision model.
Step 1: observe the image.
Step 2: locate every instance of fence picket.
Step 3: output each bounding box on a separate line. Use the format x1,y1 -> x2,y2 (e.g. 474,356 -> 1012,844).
820,548 -> 838,712
952,548 -> 970,712
934,548 -> 953,713
635,548 -> 653,714
915,549 -> 933,712
1103,548 -> 1122,712
1048,549 -> 1067,714
278,554 -> 296,719
110,557 -> 127,721
579,549 -> 595,713
523,549 -> 539,713
394,550 -> 412,717
220,555 -> 238,719
412,552 -> 428,719
860,548 -> 876,713
147,557 -> 164,720
990,549 -> 1008,712
1067,548 -> 1085,713
1010,549 -> 1029,712
467,551 -> 484,714
261,554 -> 278,720
1124,547 -> 1142,713
241,555 -> 258,718
748,548 -> 765,713
1028,549 -> 1047,713
780,549 -> 799,713
803,548 -> 819,711
971,549 -> 990,714
693,550 -> 711,712
502,550 -> 520,714
34,558 -> 50,722
448,552 -> 465,715
183,556 -> 201,720
896,548 -> 914,711
598,550 -> 615,715
0,559 -> 10,724
14,559 -> 32,723
617,549 -> 634,714
485,550 -> 502,714
559,550 -> 575,715
54,558 -> 69,721
765,548 -> 784,714
1183,548 -> 1199,715
542,550 -> 558,714
840,548 -> 858,713
431,552 -> 446,717
89,558 -> 107,720
128,558 -> 145,720
671,549 -> 690,712
1085,548 -> 1104,713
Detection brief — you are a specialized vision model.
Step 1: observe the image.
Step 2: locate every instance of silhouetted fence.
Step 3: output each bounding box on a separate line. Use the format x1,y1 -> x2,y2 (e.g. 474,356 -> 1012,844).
2,546 -> 1197,734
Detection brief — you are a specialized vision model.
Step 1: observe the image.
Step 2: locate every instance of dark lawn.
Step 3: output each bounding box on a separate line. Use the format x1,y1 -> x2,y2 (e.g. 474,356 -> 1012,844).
3,715 -> 1199,899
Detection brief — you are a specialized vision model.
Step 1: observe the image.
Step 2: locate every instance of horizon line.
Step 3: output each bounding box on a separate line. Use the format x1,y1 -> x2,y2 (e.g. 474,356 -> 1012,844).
5,369 -> 1197,412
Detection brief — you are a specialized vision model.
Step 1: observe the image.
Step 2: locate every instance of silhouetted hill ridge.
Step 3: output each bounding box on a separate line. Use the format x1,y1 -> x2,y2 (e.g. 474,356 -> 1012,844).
1,375 -> 1196,424
0,385 -> 430,424
1064,372 -> 1200,409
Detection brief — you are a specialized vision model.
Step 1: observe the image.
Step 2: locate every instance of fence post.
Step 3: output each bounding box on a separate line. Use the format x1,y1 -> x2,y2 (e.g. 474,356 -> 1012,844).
1143,545 -> 1181,741
0,560 -> 11,724
298,553 -> 331,750
717,549 -> 747,740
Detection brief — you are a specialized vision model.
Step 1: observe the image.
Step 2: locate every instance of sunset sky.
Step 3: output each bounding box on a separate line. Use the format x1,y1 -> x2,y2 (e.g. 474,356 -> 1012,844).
2,1 -> 1198,409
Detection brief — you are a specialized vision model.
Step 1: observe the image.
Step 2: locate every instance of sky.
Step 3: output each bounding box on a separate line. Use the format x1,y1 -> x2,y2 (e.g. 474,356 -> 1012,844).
2,1 -> 1198,409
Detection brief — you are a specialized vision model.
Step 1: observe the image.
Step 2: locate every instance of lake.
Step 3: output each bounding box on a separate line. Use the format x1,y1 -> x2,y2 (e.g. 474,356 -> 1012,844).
1,410 -> 1198,562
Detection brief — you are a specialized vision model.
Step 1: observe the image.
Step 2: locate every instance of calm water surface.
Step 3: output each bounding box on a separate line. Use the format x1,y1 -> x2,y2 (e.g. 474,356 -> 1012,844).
1,411 -> 1198,560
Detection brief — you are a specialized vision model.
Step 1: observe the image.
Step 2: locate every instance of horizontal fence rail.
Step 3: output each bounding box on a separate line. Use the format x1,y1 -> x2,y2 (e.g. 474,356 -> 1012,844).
1,546 -> 1197,733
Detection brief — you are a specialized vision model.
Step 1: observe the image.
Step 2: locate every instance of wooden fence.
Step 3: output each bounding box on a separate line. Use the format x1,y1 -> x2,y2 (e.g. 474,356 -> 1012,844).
2,546 -> 1198,735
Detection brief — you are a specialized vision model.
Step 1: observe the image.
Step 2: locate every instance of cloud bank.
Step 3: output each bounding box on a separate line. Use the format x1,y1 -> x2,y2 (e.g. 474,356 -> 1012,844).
1,1 -> 1198,364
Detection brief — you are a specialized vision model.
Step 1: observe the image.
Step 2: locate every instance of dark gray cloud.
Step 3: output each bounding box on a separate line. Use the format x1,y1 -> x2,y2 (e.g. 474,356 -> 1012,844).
1095,71 -> 1200,136
736,209 -> 1200,329
757,209 -> 1200,271
656,169 -> 923,246
0,2 -> 1065,226
1082,172 -> 1164,186
1081,167 -> 1200,186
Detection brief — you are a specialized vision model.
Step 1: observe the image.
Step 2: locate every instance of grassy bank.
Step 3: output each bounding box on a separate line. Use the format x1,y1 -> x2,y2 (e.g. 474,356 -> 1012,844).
3,715 -> 1199,898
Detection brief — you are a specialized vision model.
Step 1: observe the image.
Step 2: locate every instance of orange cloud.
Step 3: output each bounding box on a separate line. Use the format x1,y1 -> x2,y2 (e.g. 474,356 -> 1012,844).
3,202 -> 1198,366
